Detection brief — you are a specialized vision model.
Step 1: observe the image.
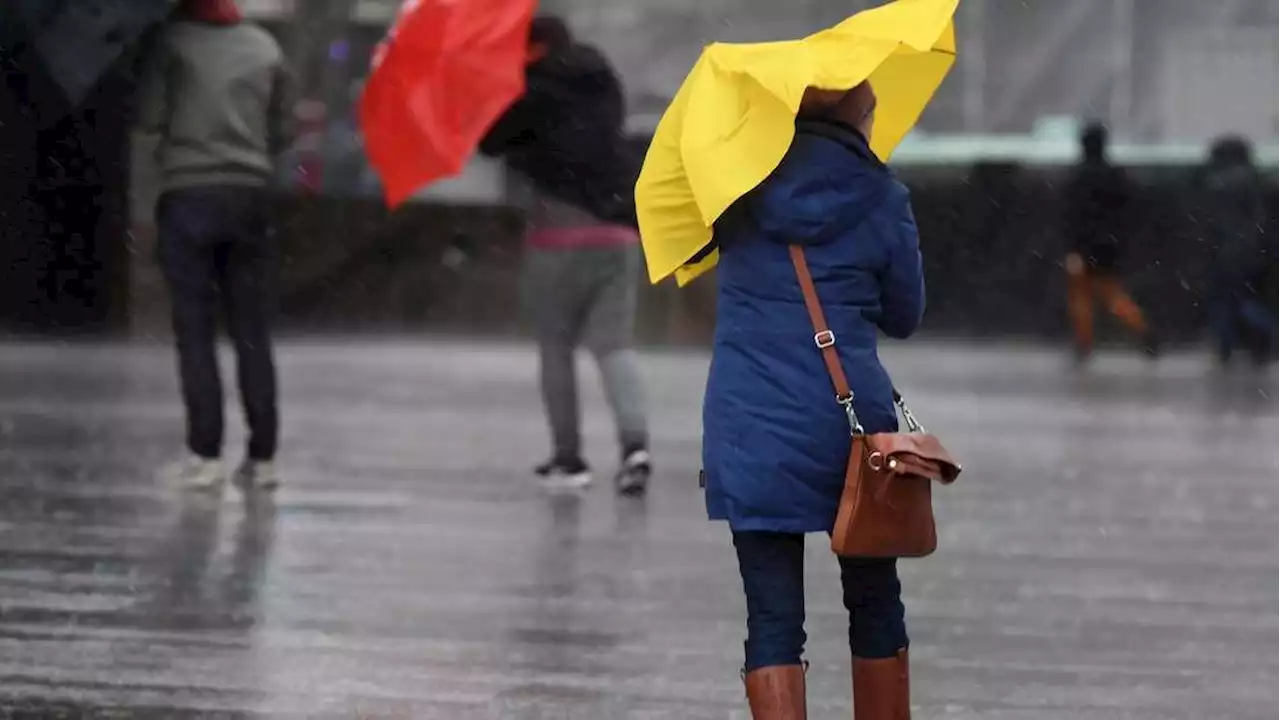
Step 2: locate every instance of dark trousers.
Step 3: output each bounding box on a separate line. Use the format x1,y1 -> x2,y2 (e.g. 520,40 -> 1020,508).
733,531 -> 907,671
1067,268 -> 1148,352
1209,265 -> 1277,362
522,244 -> 648,459
157,187 -> 278,461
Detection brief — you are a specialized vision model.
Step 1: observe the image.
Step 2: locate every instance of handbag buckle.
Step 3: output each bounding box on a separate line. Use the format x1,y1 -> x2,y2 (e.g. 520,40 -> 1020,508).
814,330 -> 836,348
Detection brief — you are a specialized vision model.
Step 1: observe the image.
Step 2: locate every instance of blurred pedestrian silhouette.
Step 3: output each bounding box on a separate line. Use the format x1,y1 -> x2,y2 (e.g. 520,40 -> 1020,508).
481,16 -> 651,495
137,0 -> 294,492
1200,135 -> 1277,364
1062,122 -> 1159,361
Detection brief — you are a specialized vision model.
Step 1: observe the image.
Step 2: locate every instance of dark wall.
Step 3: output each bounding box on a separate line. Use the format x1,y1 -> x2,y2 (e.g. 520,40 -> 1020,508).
3,110 -> 1272,346
249,164 -> 1275,347
274,201 -> 526,333
0,40 -> 134,335
909,162 -> 1277,343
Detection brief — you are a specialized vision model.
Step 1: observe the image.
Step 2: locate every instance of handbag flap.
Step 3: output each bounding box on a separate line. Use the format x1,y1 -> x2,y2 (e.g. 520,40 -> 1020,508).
868,433 -> 961,484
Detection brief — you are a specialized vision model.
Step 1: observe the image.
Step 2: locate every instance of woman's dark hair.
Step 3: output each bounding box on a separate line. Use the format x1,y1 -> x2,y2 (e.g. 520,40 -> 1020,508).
530,15 -> 573,50
797,83 -> 875,128
1080,122 -> 1108,161
1209,135 -> 1253,168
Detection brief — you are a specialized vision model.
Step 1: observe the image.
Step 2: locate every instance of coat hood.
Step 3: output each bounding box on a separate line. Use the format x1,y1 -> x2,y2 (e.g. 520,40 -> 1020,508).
738,119 -> 894,246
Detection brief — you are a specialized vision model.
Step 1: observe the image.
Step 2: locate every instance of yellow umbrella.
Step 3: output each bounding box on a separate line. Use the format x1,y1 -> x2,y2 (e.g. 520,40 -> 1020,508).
636,0 -> 959,285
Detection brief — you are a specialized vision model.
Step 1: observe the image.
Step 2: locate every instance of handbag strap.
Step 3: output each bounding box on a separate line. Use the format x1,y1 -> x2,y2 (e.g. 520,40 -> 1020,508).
788,244 -> 865,435
788,244 -> 926,435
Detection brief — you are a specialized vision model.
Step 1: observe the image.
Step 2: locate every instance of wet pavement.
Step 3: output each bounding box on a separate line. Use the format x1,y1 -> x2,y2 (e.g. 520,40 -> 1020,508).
0,339 -> 1275,719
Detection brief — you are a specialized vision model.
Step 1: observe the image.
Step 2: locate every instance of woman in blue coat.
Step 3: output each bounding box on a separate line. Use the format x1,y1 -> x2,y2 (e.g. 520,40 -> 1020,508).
702,82 -> 924,718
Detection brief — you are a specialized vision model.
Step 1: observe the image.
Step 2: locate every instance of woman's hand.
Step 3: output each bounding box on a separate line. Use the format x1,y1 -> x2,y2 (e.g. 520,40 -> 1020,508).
1065,252 -> 1086,276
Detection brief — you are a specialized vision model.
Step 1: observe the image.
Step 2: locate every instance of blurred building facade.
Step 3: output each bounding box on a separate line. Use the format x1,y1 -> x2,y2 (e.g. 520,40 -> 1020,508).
4,0 -> 1275,335
236,0 -> 1278,200
258,0 -> 1279,145
152,0 -> 1265,350
541,0 -> 1279,145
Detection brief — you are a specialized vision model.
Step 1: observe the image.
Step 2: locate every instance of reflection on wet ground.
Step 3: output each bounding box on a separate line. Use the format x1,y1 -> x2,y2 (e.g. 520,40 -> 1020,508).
0,340 -> 1275,718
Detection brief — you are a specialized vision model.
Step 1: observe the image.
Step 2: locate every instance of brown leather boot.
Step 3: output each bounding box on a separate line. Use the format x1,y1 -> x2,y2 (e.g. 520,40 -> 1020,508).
852,649 -> 910,719
744,665 -> 807,719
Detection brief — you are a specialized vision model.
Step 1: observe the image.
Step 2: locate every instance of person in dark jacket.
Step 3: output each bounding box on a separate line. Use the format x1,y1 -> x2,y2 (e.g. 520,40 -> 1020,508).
480,16 -> 637,226
1202,136 -> 1276,364
1063,122 -> 1158,361
703,82 -> 922,718
138,0 -> 293,491
481,16 -> 651,495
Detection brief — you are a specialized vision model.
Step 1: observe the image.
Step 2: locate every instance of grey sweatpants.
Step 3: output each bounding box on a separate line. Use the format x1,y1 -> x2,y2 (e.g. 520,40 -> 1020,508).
522,244 -> 649,460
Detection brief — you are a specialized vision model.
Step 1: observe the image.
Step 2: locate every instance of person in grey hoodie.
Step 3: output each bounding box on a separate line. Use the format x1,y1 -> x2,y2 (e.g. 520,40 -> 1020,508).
137,0 -> 293,492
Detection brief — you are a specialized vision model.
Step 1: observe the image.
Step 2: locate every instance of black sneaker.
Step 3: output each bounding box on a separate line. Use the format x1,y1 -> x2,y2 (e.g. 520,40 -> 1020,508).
1246,335 -> 1275,367
1141,333 -> 1162,359
615,448 -> 652,496
1072,345 -> 1093,367
534,456 -> 593,490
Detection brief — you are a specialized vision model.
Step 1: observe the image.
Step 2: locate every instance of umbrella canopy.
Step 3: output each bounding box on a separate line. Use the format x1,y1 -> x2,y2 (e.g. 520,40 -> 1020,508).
635,0 -> 958,285
360,0 -> 537,208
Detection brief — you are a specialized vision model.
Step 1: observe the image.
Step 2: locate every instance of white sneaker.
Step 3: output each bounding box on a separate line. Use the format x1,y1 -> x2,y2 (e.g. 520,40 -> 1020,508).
233,460 -> 280,492
160,455 -> 225,491
534,456 -> 593,490
615,449 -> 652,496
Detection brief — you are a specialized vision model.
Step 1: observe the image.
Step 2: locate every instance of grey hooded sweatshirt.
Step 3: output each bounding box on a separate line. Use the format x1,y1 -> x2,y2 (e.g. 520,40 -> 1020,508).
137,20 -> 293,191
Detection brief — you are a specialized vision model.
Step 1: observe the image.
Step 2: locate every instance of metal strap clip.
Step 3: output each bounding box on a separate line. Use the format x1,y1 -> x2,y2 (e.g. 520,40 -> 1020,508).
813,330 -> 836,349
895,393 -> 925,433
837,393 -> 865,435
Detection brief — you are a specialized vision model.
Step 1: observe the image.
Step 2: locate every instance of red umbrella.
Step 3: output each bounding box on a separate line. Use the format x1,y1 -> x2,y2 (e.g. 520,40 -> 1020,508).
359,0 -> 536,208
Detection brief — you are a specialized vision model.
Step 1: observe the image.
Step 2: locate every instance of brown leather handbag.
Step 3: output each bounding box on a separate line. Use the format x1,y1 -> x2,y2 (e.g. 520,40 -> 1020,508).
789,245 -> 961,559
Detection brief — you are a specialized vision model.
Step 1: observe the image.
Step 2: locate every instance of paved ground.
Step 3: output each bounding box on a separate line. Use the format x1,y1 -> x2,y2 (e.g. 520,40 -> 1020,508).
0,339 -> 1275,719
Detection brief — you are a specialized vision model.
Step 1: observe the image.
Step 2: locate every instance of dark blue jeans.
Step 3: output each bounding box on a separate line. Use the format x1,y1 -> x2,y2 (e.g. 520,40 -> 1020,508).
733,531 -> 907,671
157,187 -> 278,461
1209,266 -> 1277,362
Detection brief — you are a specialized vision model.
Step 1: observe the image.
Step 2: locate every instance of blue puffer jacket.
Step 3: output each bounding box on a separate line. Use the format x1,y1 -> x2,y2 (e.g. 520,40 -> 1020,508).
702,119 -> 925,534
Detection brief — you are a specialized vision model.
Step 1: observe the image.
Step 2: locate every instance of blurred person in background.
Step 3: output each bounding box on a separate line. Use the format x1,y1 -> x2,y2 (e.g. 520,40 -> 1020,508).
480,15 -> 651,496
703,83 -> 923,717
1063,122 -> 1159,362
137,0 -> 294,491
1201,135 -> 1276,365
